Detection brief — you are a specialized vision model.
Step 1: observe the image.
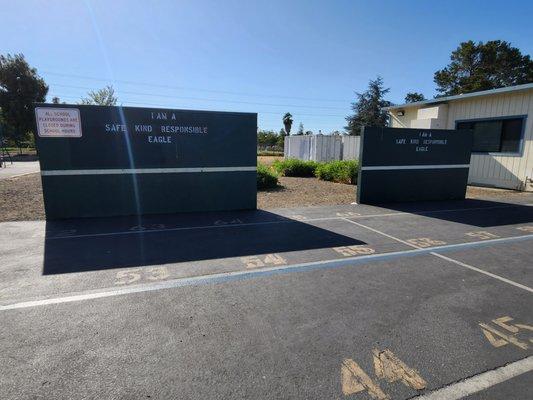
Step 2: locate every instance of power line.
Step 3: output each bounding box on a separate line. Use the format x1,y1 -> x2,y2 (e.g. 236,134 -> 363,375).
50,82 -> 349,111
42,70 -> 352,103
51,94 -> 348,118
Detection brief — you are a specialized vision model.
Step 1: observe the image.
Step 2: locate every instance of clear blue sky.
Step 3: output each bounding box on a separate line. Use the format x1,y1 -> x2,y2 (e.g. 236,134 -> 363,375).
2,0 -> 532,133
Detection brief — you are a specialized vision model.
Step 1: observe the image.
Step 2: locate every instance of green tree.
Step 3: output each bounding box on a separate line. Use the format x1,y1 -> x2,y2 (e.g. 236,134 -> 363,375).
80,85 -> 118,106
257,129 -> 285,150
434,40 -> 533,96
283,112 -> 293,135
405,92 -> 425,103
297,122 -> 304,135
51,96 -> 66,105
276,129 -> 285,148
345,76 -> 391,135
0,54 -> 48,150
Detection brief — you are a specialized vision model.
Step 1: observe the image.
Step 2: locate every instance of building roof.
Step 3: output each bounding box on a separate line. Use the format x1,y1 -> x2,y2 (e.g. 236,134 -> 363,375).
383,83 -> 533,111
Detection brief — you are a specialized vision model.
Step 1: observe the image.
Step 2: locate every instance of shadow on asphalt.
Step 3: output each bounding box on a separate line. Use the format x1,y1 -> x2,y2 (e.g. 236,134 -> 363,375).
41,199 -> 532,275
42,209 -> 364,275
368,199 -> 533,227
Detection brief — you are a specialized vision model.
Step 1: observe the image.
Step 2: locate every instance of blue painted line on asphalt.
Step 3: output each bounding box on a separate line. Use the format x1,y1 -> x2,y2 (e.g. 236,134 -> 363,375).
1,233 -> 532,311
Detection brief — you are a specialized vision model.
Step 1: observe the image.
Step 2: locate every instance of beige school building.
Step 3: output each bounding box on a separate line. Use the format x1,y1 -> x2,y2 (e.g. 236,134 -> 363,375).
385,83 -> 533,191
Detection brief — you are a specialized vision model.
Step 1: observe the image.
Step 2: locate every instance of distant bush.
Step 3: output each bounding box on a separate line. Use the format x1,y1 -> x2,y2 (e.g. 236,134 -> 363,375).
257,163 -> 279,190
272,158 -> 318,177
315,160 -> 359,184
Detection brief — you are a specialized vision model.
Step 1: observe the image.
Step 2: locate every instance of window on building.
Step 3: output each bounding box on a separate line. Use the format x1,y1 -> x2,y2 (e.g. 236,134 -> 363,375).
456,117 -> 524,153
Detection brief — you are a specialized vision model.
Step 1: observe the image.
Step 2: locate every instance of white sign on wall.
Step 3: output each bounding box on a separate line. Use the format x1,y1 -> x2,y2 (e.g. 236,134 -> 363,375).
35,107 -> 82,138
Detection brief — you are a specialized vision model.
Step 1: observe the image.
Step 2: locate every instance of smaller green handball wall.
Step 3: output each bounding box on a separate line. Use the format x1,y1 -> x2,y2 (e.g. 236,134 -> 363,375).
357,127 -> 473,204
34,104 -> 257,219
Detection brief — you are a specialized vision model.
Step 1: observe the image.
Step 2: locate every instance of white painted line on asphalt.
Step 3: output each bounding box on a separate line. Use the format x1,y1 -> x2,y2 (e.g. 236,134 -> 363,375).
412,356 -> 533,400
342,218 -> 419,248
342,219 -> 533,293
1,234 -> 532,311
46,204 -> 525,240
47,219 -> 295,240
431,252 -> 533,294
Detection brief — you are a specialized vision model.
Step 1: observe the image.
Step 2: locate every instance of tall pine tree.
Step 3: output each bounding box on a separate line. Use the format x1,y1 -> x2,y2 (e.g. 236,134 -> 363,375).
345,77 -> 391,136
434,40 -> 533,96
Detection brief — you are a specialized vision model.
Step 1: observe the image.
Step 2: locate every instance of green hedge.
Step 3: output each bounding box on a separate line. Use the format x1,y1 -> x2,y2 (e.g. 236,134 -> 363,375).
257,163 -> 279,190
272,158 -> 318,177
315,160 -> 359,184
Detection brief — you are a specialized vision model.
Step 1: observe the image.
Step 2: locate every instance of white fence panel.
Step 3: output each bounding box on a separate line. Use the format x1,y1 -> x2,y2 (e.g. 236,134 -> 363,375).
284,135 -> 360,161
284,136 -> 313,160
342,136 -> 360,160
313,135 -> 342,162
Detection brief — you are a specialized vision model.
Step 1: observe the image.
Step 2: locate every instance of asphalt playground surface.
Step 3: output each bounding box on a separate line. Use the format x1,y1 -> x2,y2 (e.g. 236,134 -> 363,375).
1,195 -> 533,399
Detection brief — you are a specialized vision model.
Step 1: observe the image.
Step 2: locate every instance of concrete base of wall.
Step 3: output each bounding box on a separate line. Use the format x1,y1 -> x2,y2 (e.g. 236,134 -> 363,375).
468,179 -> 529,191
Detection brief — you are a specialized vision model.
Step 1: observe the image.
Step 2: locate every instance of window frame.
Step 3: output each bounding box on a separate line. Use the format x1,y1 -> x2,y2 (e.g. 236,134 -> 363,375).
455,115 -> 527,156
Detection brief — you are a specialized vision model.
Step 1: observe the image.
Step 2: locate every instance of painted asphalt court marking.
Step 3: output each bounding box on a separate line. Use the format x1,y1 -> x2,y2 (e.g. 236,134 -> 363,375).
342,218 -> 418,248
1,234 -> 532,311
47,219 -> 294,240
45,203 -> 527,240
430,252 -> 533,294
342,219 -> 533,294
412,356 -> 533,400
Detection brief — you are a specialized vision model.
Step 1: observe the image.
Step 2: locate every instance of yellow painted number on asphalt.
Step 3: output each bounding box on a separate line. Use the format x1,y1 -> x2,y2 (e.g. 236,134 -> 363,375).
465,231 -> 499,240
517,225 -> 533,233
479,316 -> 533,350
241,253 -> 287,269
341,348 -> 426,399
115,267 -> 169,285
115,269 -> 142,285
334,245 -> 375,257
146,267 -> 170,281
406,237 -> 446,248
341,359 -> 387,399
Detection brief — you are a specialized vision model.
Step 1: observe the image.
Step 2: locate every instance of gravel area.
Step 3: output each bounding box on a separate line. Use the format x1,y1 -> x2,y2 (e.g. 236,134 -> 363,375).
0,172 -> 529,222
466,185 -> 530,199
0,173 -> 45,221
257,176 -> 355,208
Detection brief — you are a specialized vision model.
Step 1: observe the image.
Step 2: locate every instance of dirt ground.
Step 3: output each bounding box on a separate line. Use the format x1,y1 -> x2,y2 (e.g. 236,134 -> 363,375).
257,155 -> 283,166
257,176 -> 356,209
0,173 -> 45,221
0,171 -> 530,222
